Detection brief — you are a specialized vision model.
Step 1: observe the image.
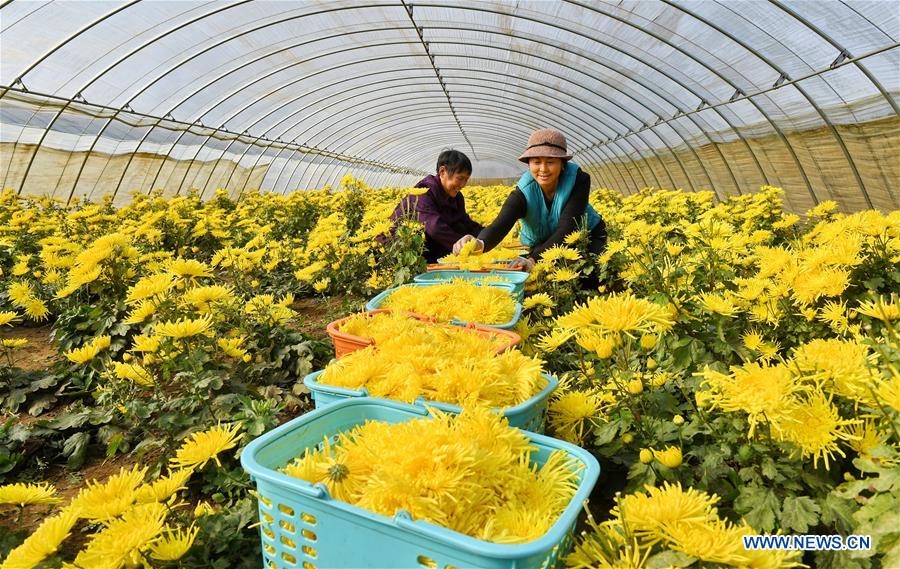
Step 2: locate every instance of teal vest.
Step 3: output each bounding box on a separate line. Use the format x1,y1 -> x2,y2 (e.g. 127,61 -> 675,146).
517,161 -> 601,247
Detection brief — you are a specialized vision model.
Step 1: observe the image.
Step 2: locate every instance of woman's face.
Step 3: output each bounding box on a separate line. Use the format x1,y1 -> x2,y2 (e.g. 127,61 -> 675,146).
438,166 -> 470,198
528,157 -> 563,191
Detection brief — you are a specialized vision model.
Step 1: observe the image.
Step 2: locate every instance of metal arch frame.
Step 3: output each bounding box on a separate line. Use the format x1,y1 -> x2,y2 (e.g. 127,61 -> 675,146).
767,0 -> 897,208
11,6 -> 420,200
302,121 -> 531,191
400,0 -> 476,159
837,0 -> 896,41
234,58 -> 652,199
769,0 -> 898,117
369,134 -> 623,193
7,2 -> 727,199
348,122 -> 629,196
14,2 -> 736,199
276,125 -> 520,193
84,34 -> 428,201
143,41 -> 434,200
310,130 -> 525,191
5,1 -> 884,201
565,0 -> 822,205
708,0 -> 894,208
291,111 -> 538,192
662,0 -> 879,208
112,63 -> 437,202
163,33 -> 660,201
2,0 -> 260,195
254,44 -> 674,195
200,73 -> 438,197
206,15 -> 745,197
209,70 -> 631,197
289,41 -> 702,193
237,111 -> 510,194
402,2 -> 762,192
292,94 -> 604,164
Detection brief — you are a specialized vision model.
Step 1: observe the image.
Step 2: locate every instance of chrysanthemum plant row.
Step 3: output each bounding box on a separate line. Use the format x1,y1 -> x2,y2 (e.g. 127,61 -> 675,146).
1,182 -> 898,568
528,187 -> 899,568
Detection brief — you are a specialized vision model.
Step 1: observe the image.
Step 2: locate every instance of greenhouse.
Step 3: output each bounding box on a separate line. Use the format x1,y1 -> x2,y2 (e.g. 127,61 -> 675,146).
0,1 -> 897,568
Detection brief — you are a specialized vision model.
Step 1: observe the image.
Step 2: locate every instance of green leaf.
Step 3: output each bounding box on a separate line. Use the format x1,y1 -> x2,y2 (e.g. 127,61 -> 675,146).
781,495 -> 821,533
646,550 -> 696,568
63,431 -> 90,469
735,485 -> 780,532
820,492 -> 857,532
593,421 -> 619,446
759,461 -> 778,482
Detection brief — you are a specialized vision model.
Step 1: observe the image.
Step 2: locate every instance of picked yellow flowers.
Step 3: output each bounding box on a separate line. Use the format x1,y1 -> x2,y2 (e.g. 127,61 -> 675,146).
381,280 -> 517,325
282,407 -> 582,544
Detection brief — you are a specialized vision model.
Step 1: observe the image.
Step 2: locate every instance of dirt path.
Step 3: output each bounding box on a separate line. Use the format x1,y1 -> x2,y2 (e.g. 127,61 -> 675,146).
1,324 -> 58,371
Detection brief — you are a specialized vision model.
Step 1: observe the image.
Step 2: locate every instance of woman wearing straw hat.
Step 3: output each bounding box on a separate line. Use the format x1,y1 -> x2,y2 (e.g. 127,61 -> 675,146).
452,128 -> 606,272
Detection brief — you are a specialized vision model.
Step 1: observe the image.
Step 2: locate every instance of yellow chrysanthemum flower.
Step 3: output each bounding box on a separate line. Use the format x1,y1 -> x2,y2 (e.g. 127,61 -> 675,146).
653,446 -> 683,468
155,314 -> 213,339
124,300 -> 158,324
554,292 -> 675,342
68,465 -> 147,521
168,258 -> 212,279
522,293 -> 556,310
217,336 -> 248,359
792,338 -> 876,404
131,334 -> 162,353
0,338 -> 29,349
0,481 -> 60,507
1,508 -> 79,569
63,335 -> 111,364
150,524 -> 199,561
548,389 -> 609,445
550,267 -> 580,282
182,284 -> 233,310
74,502 -> 167,568
383,280 -> 516,325
847,419 -> 885,458
0,311 -> 20,327
698,293 -> 740,317
776,390 -> 858,469
699,362 -> 803,438
7,281 -> 34,307
856,296 -> 900,322
134,469 -> 194,504
126,273 -> 174,304
616,482 -> 719,544
113,362 -> 155,386
170,423 -> 242,470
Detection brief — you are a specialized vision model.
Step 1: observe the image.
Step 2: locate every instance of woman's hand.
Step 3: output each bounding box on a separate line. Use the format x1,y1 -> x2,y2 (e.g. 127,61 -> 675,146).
452,235 -> 484,254
509,256 -> 536,272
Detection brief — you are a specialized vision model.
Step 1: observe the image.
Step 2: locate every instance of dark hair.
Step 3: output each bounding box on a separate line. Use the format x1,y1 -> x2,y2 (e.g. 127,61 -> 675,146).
436,149 -> 472,176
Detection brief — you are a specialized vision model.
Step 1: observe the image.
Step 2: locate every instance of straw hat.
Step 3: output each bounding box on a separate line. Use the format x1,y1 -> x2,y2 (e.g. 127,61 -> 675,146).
517,128 -> 572,163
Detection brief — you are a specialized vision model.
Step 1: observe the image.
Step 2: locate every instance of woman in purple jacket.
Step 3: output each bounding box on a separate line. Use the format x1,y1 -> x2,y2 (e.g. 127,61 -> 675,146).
387,150 -> 483,263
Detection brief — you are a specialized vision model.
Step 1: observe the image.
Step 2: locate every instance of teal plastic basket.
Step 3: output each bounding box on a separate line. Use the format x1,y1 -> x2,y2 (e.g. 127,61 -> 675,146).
414,270 -> 528,301
365,282 -> 522,330
303,370 -> 558,433
241,398 -> 600,569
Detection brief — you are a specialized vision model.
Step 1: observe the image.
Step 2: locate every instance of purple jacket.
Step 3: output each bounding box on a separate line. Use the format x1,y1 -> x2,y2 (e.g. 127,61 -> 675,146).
388,175 -> 483,262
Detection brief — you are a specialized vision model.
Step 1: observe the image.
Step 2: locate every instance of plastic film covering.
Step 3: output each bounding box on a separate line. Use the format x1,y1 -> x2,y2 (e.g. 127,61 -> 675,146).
0,0 -> 897,211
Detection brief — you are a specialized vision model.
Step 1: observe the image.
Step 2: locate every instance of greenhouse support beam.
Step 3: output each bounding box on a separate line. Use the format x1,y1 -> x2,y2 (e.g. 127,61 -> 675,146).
401,0 -> 477,160
0,87 -> 423,200
564,0 -> 817,205
663,0 -> 882,209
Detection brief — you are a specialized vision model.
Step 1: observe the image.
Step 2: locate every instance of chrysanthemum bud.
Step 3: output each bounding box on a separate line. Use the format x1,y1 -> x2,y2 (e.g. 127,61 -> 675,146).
639,449 -> 653,464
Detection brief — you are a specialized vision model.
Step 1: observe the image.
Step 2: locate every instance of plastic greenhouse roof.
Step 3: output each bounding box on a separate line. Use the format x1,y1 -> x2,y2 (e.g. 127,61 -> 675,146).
0,0 -> 897,210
